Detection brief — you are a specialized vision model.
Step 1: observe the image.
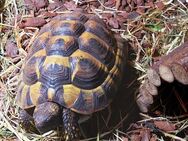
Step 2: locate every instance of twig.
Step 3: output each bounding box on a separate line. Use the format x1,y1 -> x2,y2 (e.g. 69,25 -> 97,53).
162,131 -> 186,141
0,113 -> 31,141
96,0 -> 117,11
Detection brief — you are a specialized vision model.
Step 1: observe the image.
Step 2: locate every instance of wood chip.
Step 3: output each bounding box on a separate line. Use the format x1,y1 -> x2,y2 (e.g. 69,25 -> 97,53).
108,17 -> 120,29
5,40 -> 18,58
18,17 -> 47,28
24,0 -> 49,11
154,120 -> 176,132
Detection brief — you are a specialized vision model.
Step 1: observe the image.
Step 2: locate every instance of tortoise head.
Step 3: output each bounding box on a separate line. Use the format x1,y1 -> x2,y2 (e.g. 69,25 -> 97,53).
33,102 -> 62,133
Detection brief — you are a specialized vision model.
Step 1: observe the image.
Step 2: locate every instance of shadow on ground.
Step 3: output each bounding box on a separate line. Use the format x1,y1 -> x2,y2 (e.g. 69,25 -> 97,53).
151,80 -> 188,116
79,44 -> 141,140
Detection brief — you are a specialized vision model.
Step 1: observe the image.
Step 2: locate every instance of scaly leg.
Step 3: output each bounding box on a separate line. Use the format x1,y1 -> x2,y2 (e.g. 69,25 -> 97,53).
62,109 -> 81,141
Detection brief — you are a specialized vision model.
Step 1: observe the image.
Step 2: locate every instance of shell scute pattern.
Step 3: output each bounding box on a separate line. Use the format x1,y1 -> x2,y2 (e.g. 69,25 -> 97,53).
17,13 -> 124,114
23,56 -> 45,85
52,13 -> 89,23
71,53 -> 108,89
73,92 -> 94,113
78,32 -> 115,70
51,20 -> 85,37
22,57 -> 38,85
85,19 -> 116,48
26,32 -> 50,59
46,35 -> 79,56
39,63 -> 71,87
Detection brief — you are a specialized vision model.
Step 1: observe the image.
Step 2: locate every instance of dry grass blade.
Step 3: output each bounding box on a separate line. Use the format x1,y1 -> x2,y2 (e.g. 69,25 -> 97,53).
0,0 -> 188,141
139,113 -> 188,141
121,2 -> 188,81
0,114 -> 31,141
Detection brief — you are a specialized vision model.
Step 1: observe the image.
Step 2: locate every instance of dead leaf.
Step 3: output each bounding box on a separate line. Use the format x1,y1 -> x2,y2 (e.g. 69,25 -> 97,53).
5,40 -> 18,58
154,120 -> 176,132
19,17 -> 47,28
24,0 -> 49,11
104,0 -> 116,7
64,1 -> 77,11
63,1 -> 83,12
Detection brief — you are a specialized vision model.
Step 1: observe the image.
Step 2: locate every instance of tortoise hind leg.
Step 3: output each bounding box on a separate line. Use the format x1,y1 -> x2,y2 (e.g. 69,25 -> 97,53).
62,109 -> 81,141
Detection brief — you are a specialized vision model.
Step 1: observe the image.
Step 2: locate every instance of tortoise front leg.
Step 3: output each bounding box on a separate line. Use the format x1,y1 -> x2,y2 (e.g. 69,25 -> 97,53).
62,109 -> 81,141
19,109 -> 36,132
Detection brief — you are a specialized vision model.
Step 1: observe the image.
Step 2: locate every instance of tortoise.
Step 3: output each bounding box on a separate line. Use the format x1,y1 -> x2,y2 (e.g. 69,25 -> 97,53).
16,12 -> 126,140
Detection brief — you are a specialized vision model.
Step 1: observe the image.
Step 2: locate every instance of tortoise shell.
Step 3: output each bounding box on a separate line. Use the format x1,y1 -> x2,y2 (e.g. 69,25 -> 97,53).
16,13 -> 125,115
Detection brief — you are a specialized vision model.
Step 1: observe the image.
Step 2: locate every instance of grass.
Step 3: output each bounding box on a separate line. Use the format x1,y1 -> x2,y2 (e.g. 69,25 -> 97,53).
121,2 -> 188,80
0,0 -> 188,140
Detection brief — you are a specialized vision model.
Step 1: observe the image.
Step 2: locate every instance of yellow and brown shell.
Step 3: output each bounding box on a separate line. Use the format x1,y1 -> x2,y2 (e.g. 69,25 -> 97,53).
16,13 -> 125,115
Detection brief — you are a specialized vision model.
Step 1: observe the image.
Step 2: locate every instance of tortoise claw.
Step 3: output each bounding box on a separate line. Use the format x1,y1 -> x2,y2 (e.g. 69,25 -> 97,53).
19,109 -> 36,132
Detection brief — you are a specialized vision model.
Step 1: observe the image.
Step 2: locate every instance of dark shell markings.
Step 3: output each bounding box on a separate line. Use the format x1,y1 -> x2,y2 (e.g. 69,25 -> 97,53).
16,13 -> 124,115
